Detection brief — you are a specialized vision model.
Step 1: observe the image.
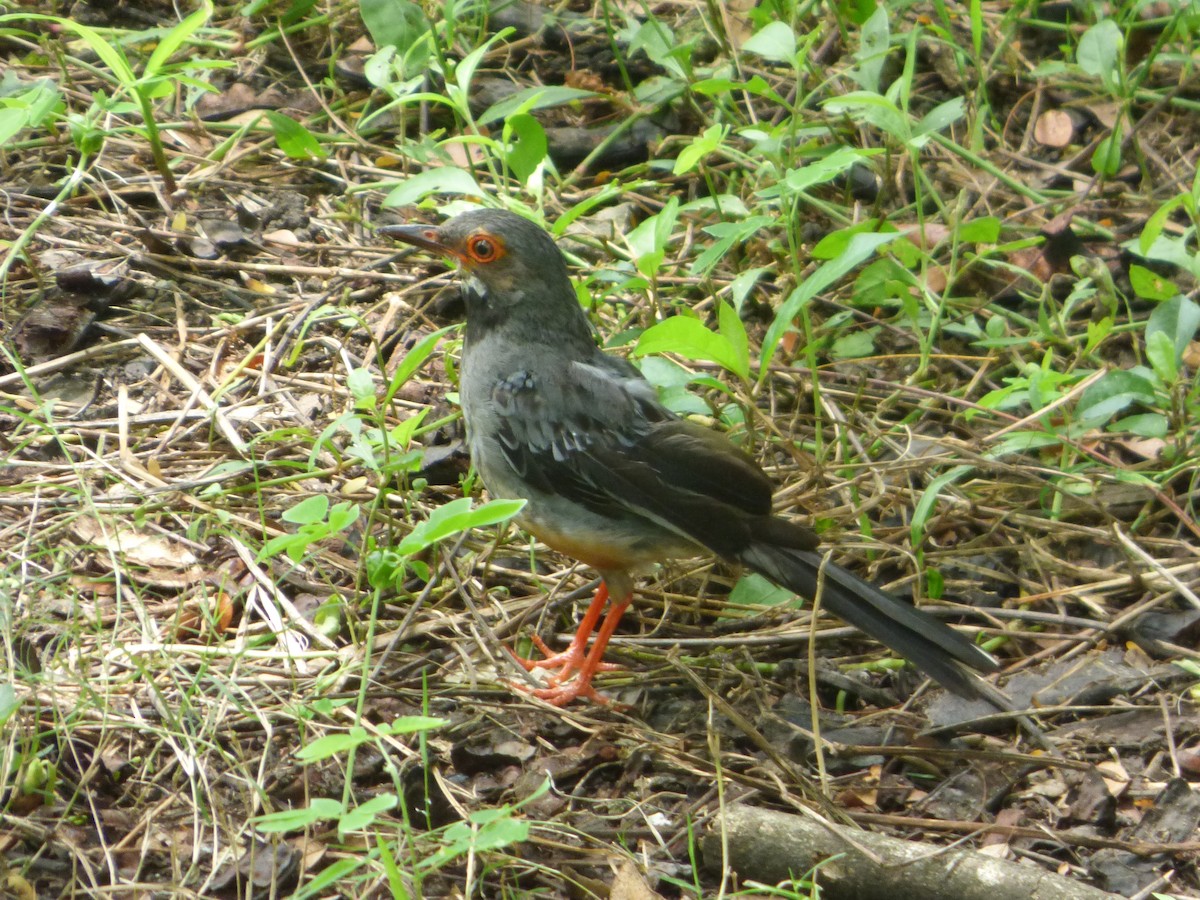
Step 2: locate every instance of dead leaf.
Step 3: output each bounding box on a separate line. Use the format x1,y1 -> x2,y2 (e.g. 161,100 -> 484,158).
74,518 -> 198,569
611,860 -> 662,900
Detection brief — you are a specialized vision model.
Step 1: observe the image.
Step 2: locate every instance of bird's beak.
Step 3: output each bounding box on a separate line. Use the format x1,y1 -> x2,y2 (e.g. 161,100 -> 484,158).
377,223 -> 462,261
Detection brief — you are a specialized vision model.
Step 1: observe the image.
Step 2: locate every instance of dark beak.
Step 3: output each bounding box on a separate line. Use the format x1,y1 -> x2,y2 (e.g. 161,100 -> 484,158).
376,223 -> 453,257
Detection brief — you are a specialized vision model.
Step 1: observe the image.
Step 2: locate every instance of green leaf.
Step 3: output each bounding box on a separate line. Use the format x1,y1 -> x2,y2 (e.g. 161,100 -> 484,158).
852,5 -> 890,92
359,0 -> 427,53
1139,194 -> 1186,254
383,167 -> 483,207
1128,265 -> 1177,301
253,798 -> 343,832
911,465 -> 975,549
776,146 -> 865,195
760,231 -> 898,375
503,113 -> 547,182
830,326 -> 879,359
1146,329 -> 1178,383
1146,295 -> 1200,361
674,123 -> 727,175
1077,19 -> 1123,91
265,111 -> 327,160
689,216 -> 772,277
479,86 -> 597,125
1113,413 -> 1167,437
913,97 -> 965,145
348,367 -> 376,410
0,107 -> 27,145
381,715 -> 447,735
0,14 -> 136,84
1091,128 -> 1122,177
396,497 -> 525,556
957,216 -> 1001,243
823,91 -> 910,143
143,0 -> 213,80
385,326 -> 453,405
295,728 -> 372,761
1076,369 -> 1157,426
338,794 -> 398,835
0,684 -> 18,726
634,309 -> 750,380
729,572 -> 793,607
283,494 -> 329,525
717,300 -> 750,378
742,21 -> 796,62
326,501 -> 360,534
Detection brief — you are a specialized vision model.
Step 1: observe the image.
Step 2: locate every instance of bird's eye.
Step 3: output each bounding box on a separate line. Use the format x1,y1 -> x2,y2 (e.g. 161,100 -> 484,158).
467,234 -> 499,262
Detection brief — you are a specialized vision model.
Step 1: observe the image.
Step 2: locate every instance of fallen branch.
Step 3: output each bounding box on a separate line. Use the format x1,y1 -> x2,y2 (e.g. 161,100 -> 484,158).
703,804 -> 1118,900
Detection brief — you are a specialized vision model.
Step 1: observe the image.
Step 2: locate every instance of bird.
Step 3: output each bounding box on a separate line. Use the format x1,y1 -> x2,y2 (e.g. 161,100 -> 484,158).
379,208 -> 1000,706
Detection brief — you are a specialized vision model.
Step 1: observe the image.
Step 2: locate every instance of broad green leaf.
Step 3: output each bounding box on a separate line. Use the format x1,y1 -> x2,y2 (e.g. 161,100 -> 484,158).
295,728 -> 372,761
830,326 -> 878,359
0,108 -> 26,145
823,91 -> 909,142
1076,369 -> 1157,425
1146,329 -> 1178,383
382,715 -> 447,735
689,216 -> 772,276
383,167 -> 483,207
776,146 -> 864,195
1113,413 -> 1167,437
0,684 -> 17,726
852,5 -> 890,92
1128,265 -> 1177,301
1146,295 -> 1200,361
348,367 -> 376,409
913,97 -> 965,144
479,86 -> 597,125
957,216 -> 1001,243
1139,194 -> 1187,254
253,797 -> 343,832
634,309 -> 750,380
265,111 -> 327,160
338,794 -> 398,835
326,501 -> 360,533
729,572 -> 793,607
283,494 -> 329,525
674,123 -> 727,175
1091,128 -> 1122,177
385,327 -> 453,404
1077,19 -> 1123,91
503,113 -> 547,182
742,21 -> 796,62
396,497 -> 525,556
718,300 -> 750,378
359,0 -> 427,53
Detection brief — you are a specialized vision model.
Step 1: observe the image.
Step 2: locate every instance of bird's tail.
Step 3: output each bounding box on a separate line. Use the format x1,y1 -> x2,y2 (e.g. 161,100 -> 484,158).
739,544 -> 999,699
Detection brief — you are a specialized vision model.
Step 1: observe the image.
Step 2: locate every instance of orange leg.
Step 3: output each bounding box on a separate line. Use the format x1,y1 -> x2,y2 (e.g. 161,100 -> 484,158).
526,590 -> 633,707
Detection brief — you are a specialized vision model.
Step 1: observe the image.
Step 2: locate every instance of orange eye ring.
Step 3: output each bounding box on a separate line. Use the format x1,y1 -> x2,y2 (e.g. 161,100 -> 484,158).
466,233 -> 501,263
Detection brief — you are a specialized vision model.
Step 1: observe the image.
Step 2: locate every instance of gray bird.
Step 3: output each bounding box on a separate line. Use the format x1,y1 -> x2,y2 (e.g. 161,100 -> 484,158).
381,208 -> 999,706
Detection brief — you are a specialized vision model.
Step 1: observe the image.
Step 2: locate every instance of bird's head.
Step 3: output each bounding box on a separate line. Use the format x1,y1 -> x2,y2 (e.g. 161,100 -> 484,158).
379,208 -> 572,309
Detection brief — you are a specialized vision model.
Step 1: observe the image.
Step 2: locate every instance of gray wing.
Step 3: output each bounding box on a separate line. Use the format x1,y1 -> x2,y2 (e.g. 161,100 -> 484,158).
489,358 -> 810,558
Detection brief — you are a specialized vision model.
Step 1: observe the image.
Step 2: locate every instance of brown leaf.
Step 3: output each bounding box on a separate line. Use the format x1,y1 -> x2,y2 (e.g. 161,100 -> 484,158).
611,860 -> 663,900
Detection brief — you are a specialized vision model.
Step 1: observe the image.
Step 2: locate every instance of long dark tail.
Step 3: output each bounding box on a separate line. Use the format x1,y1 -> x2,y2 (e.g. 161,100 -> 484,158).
739,544 -> 999,699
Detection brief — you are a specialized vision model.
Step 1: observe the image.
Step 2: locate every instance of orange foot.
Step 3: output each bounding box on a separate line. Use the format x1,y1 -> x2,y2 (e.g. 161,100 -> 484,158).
506,584 -> 633,707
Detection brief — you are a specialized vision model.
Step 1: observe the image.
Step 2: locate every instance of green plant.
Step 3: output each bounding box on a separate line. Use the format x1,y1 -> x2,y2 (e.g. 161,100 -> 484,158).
0,0 -> 229,193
